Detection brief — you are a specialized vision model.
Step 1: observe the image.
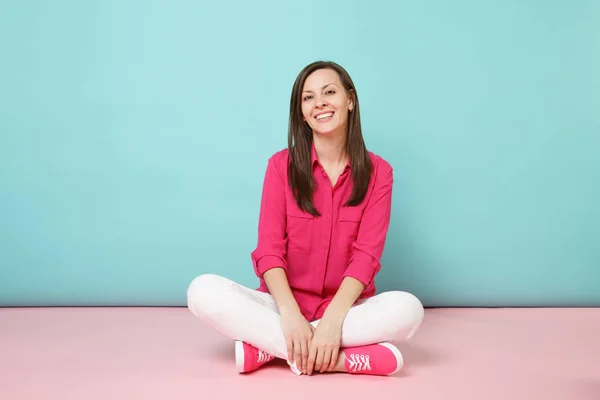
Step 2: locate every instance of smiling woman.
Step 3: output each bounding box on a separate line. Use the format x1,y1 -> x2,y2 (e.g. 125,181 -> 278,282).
301,70 -> 352,133
288,63 -> 373,209
187,61 -> 424,377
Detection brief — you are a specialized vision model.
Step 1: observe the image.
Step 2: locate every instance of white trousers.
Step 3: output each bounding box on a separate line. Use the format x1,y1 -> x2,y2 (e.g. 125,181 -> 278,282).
187,274 -> 425,361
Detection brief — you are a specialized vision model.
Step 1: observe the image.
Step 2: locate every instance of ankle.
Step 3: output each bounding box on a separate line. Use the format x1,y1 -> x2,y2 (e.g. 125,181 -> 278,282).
334,350 -> 348,372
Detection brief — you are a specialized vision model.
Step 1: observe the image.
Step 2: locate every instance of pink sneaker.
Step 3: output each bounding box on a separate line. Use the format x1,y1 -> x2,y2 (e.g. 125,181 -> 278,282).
235,341 -> 275,373
343,342 -> 404,375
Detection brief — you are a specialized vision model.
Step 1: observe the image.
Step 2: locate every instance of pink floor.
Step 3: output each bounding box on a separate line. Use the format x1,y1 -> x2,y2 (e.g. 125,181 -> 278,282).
1,307 -> 599,399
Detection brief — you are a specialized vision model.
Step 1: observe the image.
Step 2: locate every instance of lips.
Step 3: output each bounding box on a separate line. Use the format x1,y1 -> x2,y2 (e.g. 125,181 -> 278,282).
315,111 -> 334,121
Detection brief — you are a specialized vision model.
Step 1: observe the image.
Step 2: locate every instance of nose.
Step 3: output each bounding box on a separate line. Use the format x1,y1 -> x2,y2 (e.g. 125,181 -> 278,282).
316,96 -> 328,108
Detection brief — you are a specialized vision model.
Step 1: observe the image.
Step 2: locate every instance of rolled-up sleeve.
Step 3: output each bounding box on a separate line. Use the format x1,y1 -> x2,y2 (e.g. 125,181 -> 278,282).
342,161 -> 393,287
250,156 -> 288,277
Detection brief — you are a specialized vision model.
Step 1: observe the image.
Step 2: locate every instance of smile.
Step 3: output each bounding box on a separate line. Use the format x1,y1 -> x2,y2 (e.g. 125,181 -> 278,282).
315,112 -> 334,121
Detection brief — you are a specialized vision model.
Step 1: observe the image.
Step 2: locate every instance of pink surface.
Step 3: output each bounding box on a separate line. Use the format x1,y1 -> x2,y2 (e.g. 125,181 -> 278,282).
1,307 -> 599,399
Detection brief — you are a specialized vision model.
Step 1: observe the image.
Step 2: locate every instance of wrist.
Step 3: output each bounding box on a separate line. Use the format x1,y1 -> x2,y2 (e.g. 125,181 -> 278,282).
323,303 -> 350,324
278,303 -> 301,317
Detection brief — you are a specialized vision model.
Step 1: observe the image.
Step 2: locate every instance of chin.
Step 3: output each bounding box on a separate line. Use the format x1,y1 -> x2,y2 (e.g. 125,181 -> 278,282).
312,124 -> 340,136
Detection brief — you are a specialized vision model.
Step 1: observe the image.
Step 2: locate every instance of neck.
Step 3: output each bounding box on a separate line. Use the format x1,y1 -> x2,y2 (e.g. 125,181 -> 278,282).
313,132 -> 347,167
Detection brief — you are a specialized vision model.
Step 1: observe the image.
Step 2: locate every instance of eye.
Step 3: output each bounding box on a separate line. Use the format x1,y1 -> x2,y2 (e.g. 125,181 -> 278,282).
325,89 -> 335,95
303,94 -> 313,101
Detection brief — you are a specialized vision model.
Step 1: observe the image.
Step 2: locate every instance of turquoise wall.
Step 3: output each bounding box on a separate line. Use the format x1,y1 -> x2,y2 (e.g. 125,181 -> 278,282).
1,0 -> 599,307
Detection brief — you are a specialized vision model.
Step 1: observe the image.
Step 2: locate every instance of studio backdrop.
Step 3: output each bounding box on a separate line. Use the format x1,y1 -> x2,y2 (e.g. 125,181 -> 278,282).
1,0 -> 599,307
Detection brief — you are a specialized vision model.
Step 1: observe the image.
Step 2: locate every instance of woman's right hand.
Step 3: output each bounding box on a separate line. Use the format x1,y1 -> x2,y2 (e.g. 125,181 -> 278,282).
279,308 -> 315,374
261,267 -> 314,373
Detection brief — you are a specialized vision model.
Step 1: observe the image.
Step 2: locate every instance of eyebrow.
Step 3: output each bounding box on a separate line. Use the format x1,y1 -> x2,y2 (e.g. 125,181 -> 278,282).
302,83 -> 336,94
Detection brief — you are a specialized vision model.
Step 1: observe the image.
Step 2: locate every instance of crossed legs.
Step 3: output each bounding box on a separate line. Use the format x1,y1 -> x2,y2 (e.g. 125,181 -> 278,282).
187,274 -> 424,374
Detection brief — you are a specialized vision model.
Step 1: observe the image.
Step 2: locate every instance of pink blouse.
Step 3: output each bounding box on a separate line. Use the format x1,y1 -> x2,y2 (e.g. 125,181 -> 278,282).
251,145 -> 394,321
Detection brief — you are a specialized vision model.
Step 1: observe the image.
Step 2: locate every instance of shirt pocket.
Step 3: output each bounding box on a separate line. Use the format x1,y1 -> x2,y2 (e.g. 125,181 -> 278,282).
286,209 -> 314,253
338,207 -> 363,247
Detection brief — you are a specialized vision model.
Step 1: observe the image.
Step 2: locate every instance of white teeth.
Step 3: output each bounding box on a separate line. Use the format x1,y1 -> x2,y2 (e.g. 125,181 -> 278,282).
316,112 -> 333,120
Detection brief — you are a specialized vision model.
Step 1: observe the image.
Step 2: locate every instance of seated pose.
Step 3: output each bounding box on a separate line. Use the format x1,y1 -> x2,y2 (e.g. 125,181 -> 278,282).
187,61 -> 424,376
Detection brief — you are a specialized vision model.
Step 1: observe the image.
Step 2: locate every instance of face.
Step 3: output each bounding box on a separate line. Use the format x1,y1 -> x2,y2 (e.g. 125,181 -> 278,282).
301,68 -> 354,137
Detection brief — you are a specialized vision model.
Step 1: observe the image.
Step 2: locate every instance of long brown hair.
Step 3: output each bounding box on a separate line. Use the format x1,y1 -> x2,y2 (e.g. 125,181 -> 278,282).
287,61 -> 373,216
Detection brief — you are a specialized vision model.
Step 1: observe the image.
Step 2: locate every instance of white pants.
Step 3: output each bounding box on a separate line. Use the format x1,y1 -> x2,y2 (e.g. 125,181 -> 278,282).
187,274 -> 424,361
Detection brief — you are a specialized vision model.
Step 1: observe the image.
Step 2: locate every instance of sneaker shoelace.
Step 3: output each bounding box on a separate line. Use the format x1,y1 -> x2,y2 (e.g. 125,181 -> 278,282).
346,353 -> 372,372
257,349 -> 272,363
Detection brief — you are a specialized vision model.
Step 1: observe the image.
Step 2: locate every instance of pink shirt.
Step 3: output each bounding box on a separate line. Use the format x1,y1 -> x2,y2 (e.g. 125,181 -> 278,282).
251,145 -> 394,321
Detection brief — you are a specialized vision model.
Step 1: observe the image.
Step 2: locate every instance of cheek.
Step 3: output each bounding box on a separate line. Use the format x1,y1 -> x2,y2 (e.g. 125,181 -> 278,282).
334,105 -> 348,121
302,110 -> 311,124
301,104 -> 312,121
333,98 -> 349,114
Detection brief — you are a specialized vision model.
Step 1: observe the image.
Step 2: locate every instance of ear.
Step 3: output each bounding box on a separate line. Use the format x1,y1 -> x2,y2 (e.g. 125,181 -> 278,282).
348,89 -> 354,111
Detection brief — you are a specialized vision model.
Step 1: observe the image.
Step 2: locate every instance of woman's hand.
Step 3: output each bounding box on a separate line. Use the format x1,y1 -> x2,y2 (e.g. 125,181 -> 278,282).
279,308 -> 315,374
262,268 -> 315,373
306,314 -> 344,374
304,276 -> 364,375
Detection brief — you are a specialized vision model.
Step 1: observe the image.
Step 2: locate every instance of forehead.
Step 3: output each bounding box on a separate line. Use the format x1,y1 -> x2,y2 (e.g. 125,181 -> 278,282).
302,69 -> 342,91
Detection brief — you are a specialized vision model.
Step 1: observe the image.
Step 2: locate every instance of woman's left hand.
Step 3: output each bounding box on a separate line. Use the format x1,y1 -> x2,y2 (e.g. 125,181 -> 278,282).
306,315 -> 344,374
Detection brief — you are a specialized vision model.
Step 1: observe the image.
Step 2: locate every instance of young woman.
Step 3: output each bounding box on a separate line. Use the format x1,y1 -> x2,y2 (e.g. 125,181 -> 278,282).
187,61 -> 424,376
